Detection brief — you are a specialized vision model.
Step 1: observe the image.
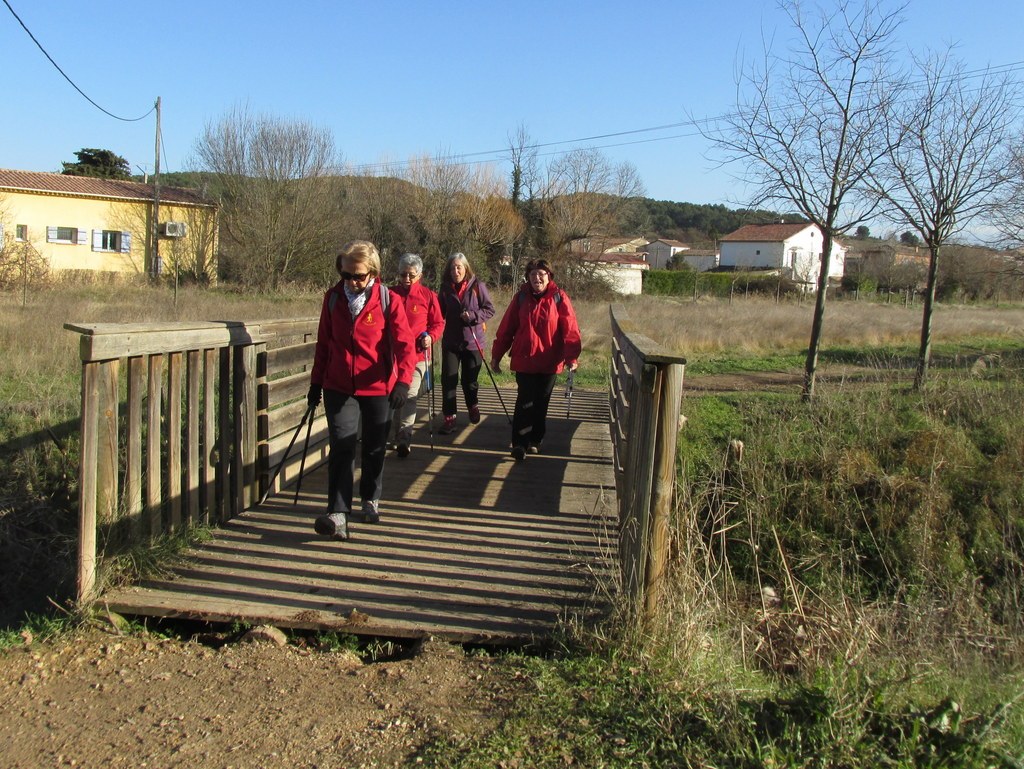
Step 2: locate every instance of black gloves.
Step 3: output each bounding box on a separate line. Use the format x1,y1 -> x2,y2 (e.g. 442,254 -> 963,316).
307,384 -> 322,410
388,382 -> 410,411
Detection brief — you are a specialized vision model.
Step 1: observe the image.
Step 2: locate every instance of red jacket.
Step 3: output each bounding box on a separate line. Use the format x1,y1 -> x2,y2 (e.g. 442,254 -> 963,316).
311,281 -> 417,396
389,281 -> 445,362
492,282 -> 582,374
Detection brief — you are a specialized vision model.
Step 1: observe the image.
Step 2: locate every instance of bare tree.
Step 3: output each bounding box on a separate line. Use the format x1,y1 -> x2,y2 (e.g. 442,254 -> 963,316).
993,135 -> 1024,280
867,51 -> 1022,387
343,169 -> 419,273
704,0 -> 904,398
192,106 -> 344,289
458,164 -> 525,275
540,148 -> 645,252
404,153 -> 473,276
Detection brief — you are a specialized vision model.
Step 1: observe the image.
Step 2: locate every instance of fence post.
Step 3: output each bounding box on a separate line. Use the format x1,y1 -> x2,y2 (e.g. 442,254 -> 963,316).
76,362 -> 100,602
644,361 -> 684,621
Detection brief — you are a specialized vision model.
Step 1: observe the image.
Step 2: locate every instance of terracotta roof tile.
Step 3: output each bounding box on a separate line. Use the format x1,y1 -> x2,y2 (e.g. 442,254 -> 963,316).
720,223 -> 813,242
0,168 -> 214,207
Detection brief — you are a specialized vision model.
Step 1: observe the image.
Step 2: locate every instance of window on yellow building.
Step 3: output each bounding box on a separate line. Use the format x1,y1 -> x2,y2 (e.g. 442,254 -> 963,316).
47,226 -> 86,245
16,224 -> 27,241
92,230 -> 132,253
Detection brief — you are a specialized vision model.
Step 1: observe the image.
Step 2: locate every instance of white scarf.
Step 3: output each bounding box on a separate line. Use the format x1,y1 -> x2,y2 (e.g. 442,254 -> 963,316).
344,278 -> 376,319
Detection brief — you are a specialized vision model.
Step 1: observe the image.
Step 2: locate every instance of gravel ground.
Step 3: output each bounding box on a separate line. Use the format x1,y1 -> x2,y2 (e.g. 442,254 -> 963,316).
0,625 -> 513,769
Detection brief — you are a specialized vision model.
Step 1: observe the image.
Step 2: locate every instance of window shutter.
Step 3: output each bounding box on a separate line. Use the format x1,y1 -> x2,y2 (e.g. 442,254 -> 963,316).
77,229 -> 88,246
92,230 -> 103,251
0,223 -> 4,250
47,226 -> 58,242
121,232 -> 132,253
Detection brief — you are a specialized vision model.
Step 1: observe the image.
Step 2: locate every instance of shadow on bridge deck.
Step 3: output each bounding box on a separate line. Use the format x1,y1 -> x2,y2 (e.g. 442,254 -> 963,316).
100,387 -> 618,644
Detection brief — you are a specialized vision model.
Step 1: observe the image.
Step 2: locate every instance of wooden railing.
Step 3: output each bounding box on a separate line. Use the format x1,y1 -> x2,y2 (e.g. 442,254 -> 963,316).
64,317 -> 326,602
609,305 -> 686,620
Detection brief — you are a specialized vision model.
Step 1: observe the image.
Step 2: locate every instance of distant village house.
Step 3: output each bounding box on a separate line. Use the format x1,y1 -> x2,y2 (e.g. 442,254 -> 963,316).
642,238 -> 690,270
569,236 -> 650,294
719,222 -> 845,286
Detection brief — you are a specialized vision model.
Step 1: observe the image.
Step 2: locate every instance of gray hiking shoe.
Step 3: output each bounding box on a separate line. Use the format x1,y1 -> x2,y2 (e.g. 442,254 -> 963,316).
314,512 -> 348,540
361,499 -> 380,524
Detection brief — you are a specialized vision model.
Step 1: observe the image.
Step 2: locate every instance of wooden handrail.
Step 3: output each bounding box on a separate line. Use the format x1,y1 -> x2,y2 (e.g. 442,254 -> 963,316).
608,305 -> 686,621
65,318 -> 325,602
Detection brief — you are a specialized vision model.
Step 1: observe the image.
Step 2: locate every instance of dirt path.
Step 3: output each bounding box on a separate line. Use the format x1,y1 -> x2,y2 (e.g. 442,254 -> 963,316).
1,625 -> 513,769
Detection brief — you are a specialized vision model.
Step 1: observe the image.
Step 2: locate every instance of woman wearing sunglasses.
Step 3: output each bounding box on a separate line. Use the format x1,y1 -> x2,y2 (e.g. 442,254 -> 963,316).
307,240 -> 418,540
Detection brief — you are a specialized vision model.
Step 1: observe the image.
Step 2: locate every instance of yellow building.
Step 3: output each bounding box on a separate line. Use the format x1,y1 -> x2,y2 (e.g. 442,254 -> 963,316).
0,169 -> 218,280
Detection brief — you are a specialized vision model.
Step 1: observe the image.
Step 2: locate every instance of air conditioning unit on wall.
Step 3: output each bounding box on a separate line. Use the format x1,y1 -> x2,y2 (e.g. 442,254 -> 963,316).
161,222 -> 187,238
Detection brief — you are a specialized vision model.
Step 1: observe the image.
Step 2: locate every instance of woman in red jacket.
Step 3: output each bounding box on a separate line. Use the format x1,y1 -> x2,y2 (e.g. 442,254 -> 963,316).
389,253 -> 445,456
490,259 -> 581,461
307,240 -> 417,539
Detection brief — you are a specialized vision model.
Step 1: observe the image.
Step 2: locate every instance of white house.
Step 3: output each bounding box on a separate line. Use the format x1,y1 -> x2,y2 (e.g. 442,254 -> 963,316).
676,249 -> 719,272
718,222 -> 845,285
643,238 -> 690,269
583,252 -> 648,295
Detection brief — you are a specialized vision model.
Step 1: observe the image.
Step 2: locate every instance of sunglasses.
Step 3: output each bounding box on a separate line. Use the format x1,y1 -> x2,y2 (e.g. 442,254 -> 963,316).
341,271 -> 370,281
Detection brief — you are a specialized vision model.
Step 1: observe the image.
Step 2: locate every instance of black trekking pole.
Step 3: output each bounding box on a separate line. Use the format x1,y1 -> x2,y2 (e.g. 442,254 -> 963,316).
564,368 -> 575,419
258,403 -> 315,506
293,405 -> 316,505
474,334 -> 512,424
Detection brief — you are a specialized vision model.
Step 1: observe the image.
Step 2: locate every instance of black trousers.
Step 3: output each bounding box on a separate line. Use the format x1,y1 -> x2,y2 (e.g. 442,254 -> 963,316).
323,389 -> 391,513
512,372 -> 557,450
441,346 -> 482,417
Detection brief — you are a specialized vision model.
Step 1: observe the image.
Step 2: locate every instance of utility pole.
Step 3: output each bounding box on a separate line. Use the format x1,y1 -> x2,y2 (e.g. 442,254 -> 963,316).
151,96 -> 162,279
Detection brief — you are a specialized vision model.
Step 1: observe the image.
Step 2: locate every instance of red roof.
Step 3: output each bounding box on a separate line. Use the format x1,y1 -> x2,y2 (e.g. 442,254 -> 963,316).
0,168 -> 214,207
720,223 -> 814,242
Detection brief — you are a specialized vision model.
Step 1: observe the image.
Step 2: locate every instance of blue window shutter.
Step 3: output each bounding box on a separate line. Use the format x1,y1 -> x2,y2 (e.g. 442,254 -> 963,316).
121,232 -> 132,253
92,230 -> 103,251
47,226 -> 58,242
77,229 -> 88,246
0,223 -> 4,250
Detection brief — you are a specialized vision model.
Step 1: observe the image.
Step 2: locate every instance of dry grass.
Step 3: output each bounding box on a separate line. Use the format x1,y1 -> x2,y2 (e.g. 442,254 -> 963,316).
576,295 -> 1024,356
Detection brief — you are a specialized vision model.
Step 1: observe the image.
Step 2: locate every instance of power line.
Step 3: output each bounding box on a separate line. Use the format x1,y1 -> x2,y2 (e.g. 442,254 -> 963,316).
2,0 -> 154,122
347,59 -> 1024,177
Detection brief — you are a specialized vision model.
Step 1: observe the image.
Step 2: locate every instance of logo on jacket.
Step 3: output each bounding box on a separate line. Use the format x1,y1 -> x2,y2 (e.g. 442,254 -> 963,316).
410,304 -> 421,314
364,312 -> 377,326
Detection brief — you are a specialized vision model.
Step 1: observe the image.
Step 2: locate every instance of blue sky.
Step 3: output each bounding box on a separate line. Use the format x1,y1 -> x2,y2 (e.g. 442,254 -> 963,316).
2,0 -> 1022,207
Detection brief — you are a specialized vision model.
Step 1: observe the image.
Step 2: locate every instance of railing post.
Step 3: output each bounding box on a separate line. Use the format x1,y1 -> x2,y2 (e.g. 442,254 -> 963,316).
644,361 -> 685,621
167,351 -> 183,532
97,359 -> 119,527
234,344 -> 258,512
76,361 -> 100,602
186,349 -> 201,524
146,354 -> 164,537
126,356 -> 144,535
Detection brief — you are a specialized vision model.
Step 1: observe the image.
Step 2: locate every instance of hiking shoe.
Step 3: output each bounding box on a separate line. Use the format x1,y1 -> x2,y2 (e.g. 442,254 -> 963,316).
397,442 -> 411,458
528,443 -> 541,455
314,512 -> 348,540
361,499 -> 380,524
439,415 -> 457,434
511,446 -> 526,461
469,405 -> 481,424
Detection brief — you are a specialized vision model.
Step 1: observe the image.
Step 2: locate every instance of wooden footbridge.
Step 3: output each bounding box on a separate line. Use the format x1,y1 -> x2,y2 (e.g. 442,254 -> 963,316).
65,309 -> 684,644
